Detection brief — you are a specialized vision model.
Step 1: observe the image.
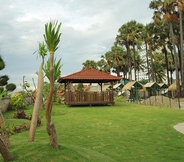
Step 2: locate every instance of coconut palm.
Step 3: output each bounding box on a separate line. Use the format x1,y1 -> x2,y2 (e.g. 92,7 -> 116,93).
44,20 -> 62,148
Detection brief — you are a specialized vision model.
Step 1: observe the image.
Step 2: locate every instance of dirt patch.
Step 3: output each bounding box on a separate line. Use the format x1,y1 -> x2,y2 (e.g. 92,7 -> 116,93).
142,96 -> 181,109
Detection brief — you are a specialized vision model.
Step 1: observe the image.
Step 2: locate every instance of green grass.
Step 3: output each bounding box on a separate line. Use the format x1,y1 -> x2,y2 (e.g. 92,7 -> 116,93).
1,102 -> 184,162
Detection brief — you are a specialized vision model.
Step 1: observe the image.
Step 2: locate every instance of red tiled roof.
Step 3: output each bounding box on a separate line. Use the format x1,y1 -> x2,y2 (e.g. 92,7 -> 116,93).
58,68 -> 122,83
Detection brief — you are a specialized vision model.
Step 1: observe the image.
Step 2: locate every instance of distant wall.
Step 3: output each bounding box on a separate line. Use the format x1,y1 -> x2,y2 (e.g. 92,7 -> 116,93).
0,97 -> 10,113
0,96 -> 33,113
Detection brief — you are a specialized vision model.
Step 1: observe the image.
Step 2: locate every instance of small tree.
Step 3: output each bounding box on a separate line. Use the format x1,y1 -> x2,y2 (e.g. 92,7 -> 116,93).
44,20 -> 62,148
0,55 -> 14,160
29,42 -> 47,141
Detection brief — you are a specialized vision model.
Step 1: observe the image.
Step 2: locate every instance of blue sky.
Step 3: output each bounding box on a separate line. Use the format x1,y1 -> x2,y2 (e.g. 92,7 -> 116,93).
0,0 -> 154,91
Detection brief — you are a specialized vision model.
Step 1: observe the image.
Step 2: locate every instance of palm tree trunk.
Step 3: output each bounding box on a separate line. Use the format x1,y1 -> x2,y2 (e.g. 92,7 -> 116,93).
149,45 -> 155,82
29,60 -> 44,141
0,137 -> 14,161
46,53 -> 58,148
163,46 -> 170,85
145,42 -> 150,82
126,45 -> 132,81
170,22 -> 180,100
133,42 -> 137,80
180,11 -> 184,97
0,111 -> 10,148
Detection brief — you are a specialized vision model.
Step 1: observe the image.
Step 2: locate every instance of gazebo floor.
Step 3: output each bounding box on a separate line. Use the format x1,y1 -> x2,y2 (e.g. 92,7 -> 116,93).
64,101 -> 114,106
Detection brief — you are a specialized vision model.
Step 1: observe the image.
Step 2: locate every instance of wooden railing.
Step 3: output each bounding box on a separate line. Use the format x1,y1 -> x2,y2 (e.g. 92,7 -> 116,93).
64,91 -> 114,106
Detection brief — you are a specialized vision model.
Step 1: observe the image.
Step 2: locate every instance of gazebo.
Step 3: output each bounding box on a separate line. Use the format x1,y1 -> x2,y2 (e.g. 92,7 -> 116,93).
57,68 -> 122,106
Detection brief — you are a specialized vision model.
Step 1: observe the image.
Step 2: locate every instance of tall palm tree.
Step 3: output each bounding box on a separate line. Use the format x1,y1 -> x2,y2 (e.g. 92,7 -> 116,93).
150,20 -> 171,85
149,0 -> 180,97
44,20 -> 62,148
177,0 -> 184,96
134,51 -> 146,81
167,52 -> 175,83
127,20 -> 144,80
143,23 -> 157,82
115,23 -> 132,80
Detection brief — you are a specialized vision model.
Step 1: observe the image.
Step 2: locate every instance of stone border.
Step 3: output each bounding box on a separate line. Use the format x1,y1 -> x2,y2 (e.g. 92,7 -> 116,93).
174,123 -> 184,134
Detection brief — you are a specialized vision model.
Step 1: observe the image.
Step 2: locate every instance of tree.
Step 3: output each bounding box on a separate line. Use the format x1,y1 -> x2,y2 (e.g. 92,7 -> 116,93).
134,51 -> 146,81
115,22 -> 133,80
115,21 -> 144,80
0,56 -> 16,96
0,55 -> 14,161
149,0 -> 180,97
152,52 -> 166,82
43,58 -> 62,106
167,52 -> 175,83
101,52 -> 113,73
82,60 -> 98,70
29,42 -> 47,142
44,20 -> 62,148
44,58 -> 62,81
126,21 -> 144,80
110,46 -> 126,77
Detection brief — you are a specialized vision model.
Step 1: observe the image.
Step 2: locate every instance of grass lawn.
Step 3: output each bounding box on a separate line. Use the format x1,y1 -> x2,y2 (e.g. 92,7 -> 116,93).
1,102 -> 184,162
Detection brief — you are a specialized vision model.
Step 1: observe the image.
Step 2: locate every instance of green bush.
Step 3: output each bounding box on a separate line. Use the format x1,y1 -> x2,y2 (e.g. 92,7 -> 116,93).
9,93 -> 28,110
115,95 -> 126,103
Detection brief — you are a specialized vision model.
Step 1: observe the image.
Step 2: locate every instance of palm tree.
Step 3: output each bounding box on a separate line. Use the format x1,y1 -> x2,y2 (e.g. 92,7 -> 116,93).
97,59 -> 106,72
143,22 -> 158,82
44,20 -> 62,148
149,0 -> 180,97
127,21 -> 144,80
153,52 -> 166,82
134,51 -> 146,81
167,52 -> 175,83
115,23 -> 132,80
177,0 -> 184,96
110,45 -> 126,76
29,42 -> 47,142
82,60 -> 98,70
101,51 -> 113,73
44,58 -> 62,81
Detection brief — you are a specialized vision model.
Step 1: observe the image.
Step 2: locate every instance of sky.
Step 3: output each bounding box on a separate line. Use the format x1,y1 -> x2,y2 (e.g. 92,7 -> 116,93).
0,0 -> 154,91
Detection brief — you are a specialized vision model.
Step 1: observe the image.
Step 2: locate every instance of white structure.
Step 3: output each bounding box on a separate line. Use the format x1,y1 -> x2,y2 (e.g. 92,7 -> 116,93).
136,44 -> 149,81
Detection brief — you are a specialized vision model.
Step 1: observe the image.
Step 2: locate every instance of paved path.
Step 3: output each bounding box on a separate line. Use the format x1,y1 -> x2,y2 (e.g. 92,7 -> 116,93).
174,123 -> 184,134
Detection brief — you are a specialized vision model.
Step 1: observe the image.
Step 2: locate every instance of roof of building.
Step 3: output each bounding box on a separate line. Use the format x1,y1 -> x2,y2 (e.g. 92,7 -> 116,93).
122,81 -> 144,91
57,68 -> 122,83
168,81 -> 181,91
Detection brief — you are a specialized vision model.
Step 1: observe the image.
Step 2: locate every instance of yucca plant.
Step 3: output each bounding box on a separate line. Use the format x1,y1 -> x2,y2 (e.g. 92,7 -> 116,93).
43,20 -> 62,148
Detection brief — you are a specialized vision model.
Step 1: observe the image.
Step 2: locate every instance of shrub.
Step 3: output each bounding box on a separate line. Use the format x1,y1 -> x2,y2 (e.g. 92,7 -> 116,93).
13,110 -> 30,119
12,123 -> 30,133
115,95 -> 126,103
13,110 -> 41,127
9,92 -> 28,110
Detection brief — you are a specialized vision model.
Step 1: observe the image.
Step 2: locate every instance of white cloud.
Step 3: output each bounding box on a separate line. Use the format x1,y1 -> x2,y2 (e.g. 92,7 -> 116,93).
0,0 -> 154,91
